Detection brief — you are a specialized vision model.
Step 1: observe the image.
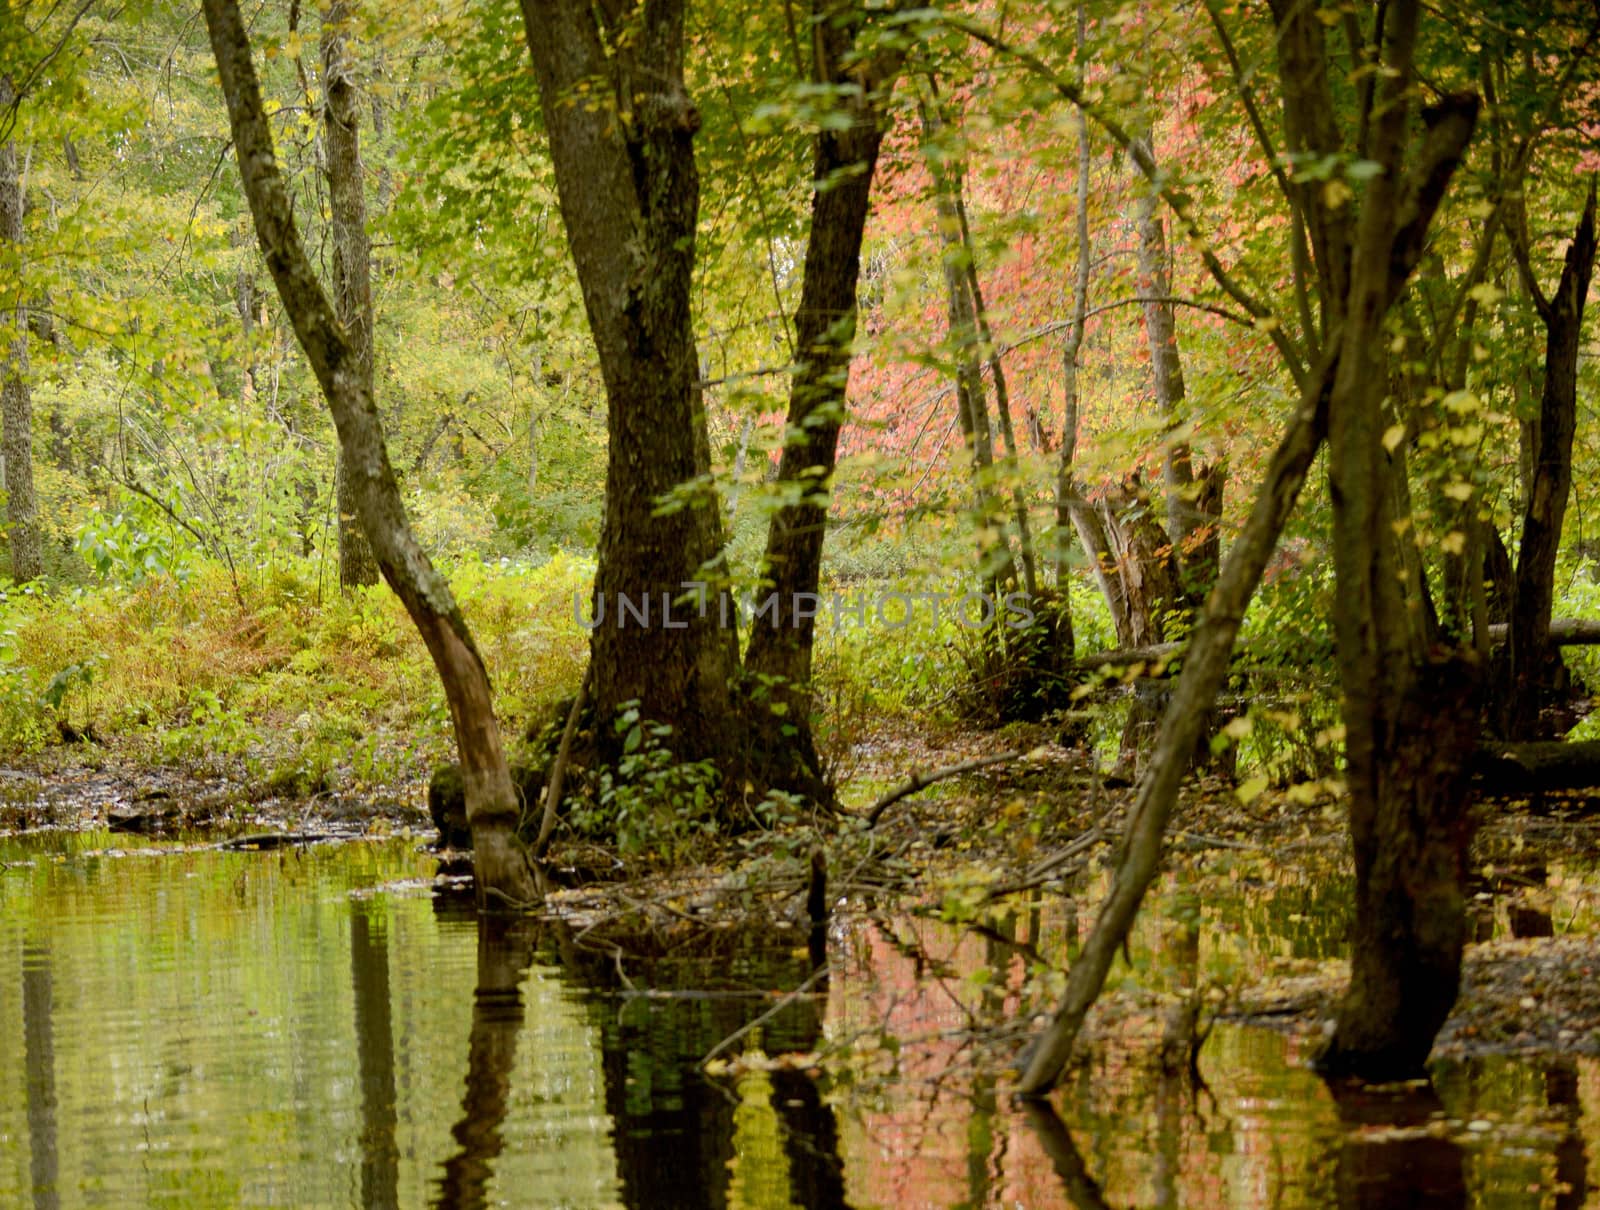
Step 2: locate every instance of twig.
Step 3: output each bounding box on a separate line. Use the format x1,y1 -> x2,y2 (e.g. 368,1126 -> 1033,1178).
863,752 -> 1022,828
701,965 -> 831,1067
534,664 -> 590,858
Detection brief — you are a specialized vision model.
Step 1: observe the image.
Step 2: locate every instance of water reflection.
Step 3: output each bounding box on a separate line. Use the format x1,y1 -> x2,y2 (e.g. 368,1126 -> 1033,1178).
350,899 -> 400,1210
0,832 -> 1597,1207
548,917 -> 848,1210
1326,1081 -> 1465,1209
23,941 -> 59,1210
1023,1101 -> 1111,1210
436,915 -> 539,1208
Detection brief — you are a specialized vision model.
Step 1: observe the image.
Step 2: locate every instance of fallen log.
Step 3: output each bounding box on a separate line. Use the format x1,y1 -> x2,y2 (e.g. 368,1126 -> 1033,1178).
1472,740 -> 1600,796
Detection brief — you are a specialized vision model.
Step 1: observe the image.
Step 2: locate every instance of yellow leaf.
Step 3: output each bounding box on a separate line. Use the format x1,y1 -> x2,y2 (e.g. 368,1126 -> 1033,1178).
1443,481 -> 1474,501
1382,423 -> 1407,452
1442,389 -> 1481,413
1440,531 -> 1467,555
1223,716 -> 1254,739
1467,282 -> 1504,305
1237,775 -> 1269,804
1323,179 -> 1354,210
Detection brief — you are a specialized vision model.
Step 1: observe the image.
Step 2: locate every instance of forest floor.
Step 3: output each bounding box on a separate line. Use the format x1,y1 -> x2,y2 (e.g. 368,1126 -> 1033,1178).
5,718 -> 1600,1070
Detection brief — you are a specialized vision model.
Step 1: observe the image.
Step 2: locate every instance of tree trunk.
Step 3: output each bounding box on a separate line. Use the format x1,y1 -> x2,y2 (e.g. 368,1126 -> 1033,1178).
1016,341 -> 1340,1096
1318,657 -> 1482,1078
740,1 -> 899,797
203,0 -> 536,908
1053,15 -> 1090,654
1018,0 -> 1478,1092
322,2 -> 381,591
1504,183 -> 1598,739
519,0 -> 740,774
1312,0 -> 1483,1079
949,111 -> 1037,597
0,77 -> 42,583
1132,145 -> 1197,566
916,93 -> 1011,589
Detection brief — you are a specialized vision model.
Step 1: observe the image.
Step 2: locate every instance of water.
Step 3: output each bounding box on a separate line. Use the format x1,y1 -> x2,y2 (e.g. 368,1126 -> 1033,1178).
0,829 -> 1595,1208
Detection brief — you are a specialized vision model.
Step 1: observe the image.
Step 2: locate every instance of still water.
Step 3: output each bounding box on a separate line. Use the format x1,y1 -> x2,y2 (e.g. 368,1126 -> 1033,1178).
0,830 -> 1594,1208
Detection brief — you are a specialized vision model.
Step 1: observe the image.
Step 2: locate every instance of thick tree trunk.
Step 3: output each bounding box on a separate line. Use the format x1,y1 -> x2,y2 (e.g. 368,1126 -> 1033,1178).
322,3 -> 381,591
1505,184 -> 1597,739
203,0 -> 535,907
1318,658 -> 1482,1078
520,0 -> 739,772
741,1 -> 898,798
0,78 -> 42,583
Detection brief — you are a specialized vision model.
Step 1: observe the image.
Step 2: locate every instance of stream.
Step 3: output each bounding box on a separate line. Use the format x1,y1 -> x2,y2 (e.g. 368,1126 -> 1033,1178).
0,828 -> 1596,1208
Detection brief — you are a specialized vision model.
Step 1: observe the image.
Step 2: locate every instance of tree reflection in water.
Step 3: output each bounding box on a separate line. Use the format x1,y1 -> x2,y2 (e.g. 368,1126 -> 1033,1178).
435,914 -> 540,1209
551,918 -> 850,1209
1328,1080 -> 1466,1209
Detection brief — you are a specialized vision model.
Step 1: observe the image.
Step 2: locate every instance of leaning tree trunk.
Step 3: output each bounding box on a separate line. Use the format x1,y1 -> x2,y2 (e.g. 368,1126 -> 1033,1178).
741,0 -> 899,799
519,0 -> 740,773
0,78 -> 42,583
1017,0 -> 1477,1093
1017,341 -> 1341,1096
203,0 -> 535,907
1503,183 -> 1598,739
321,1 -> 381,591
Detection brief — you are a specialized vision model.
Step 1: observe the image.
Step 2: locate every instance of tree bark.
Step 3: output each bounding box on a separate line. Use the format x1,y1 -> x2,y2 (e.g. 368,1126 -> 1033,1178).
0,75 -> 42,583
1132,143 -> 1197,563
740,0 -> 899,795
1308,4 -> 1484,1079
1504,182 -> 1598,739
519,0 -> 741,776
321,1 -> 381,590
949,115 -> 1037,597
1054,20 -> 1090,640
203,0 -> 536,907
925,119 -> 1010,589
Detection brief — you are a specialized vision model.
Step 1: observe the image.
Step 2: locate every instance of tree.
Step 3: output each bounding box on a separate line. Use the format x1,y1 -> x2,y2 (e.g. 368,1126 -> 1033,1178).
1,73 -> 42,582
741,1 -> 902,780
520,0 -> 900,801
517,0 -> 741,774
1502,183 -> 1598,739
1009,0 -> 1479,1091
321,0 -> 382,591
202,0 -> 537,907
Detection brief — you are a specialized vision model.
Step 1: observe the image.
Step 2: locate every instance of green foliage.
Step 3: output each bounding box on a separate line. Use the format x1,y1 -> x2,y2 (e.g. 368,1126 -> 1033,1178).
583,703 -> 722,860
0,555 -> 589,784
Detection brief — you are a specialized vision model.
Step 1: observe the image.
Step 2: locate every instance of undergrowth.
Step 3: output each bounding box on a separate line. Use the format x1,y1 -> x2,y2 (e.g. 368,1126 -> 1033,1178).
0,554 -> 590,792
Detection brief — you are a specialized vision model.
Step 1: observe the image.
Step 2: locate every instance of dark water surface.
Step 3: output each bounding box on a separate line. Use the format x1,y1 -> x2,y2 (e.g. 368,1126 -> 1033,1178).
0,830 -> 1595,1208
